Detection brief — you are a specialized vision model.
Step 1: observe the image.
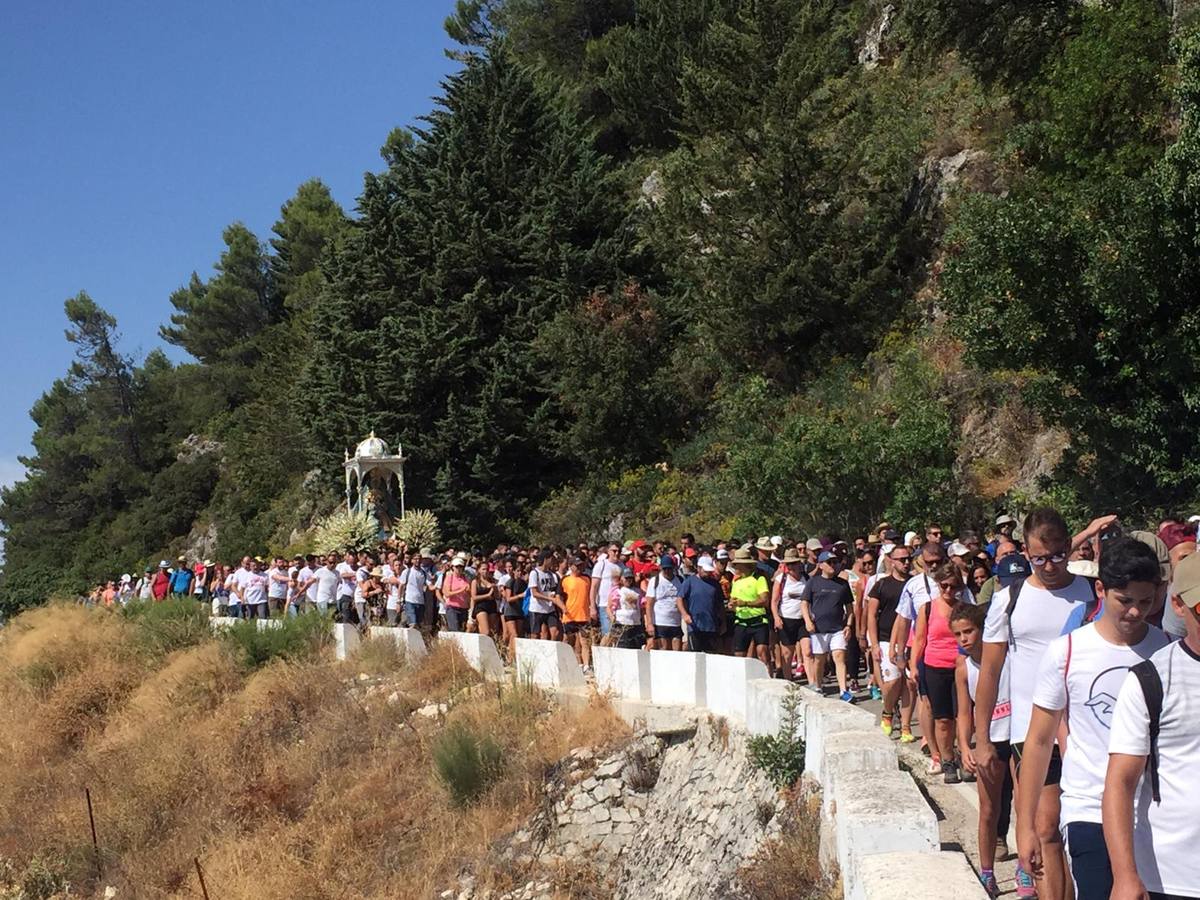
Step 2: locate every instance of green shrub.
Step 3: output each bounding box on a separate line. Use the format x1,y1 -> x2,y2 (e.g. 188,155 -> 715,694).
432,723 -> 504,807
220,612 -> 332,670
747,687 -> 806,789
120,597 -> 211,657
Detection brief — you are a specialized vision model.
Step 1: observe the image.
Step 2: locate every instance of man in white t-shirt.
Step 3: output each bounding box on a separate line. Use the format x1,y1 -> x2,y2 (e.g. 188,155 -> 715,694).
590,544 -> 622,638
335,551 -> 357,623
297,555 -> 317,613
401,552 -> 431,628
528,553 -> 562,641
975,509 -> 1094,900
1016,539 -> 1169,900
1104,552 -> 1200,900
267,557 -> 290,615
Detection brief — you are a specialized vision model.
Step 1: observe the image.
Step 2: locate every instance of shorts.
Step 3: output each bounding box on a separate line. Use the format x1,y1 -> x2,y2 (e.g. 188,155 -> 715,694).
689,631 -> 721,653
916,658 -> 929,697
403,601 -> 424,627
611,622 -> 645,649
386,607 -> 399,625
564,621 -> 592,637
529,611 -> 561,634
778,617 -> 806,646
473,598 -> 498,616
734,620 -> 769,652
1064,821 -> 1113,900
502,603 -> 525,621
809,631 -> 847,655
878,641 -> 903,683
445,606 -> 469,632
923,663 -> 957,719
652,625 -> 683,641
1011,741 -> 1063,786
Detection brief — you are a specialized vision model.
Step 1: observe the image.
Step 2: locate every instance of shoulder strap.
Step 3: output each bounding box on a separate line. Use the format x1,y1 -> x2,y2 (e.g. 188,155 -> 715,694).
1005,578 -> 1026,649
1083,576 -> 1101,623
1131,658 -> 1164,803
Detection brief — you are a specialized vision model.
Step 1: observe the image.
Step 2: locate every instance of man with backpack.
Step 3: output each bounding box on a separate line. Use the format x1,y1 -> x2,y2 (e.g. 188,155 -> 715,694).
1015,538 -> 1169,900
974,507 -> 1097,900
1104,551 -> 1200,900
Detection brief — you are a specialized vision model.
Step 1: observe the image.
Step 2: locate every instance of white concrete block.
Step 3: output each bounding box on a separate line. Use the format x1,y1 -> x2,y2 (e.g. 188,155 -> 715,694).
834,770 -> 939,900
648,650 -> 706,707
437,631 -> 505,680
850,851 -> 988,900
803,695 -> 877,781
515,637 -> 586,690
333,623 -> 361,661
368,626 -> 429,662
703,654 -> 769,723
209,616 -> 240,631
593,646 -> 652,701
820,730 -> 898,817
255,618 -> 283,631
745,678 -> 807,737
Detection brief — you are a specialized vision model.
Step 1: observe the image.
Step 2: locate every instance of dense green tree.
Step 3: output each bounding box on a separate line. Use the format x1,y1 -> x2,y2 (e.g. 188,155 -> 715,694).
303,43 -> 640,538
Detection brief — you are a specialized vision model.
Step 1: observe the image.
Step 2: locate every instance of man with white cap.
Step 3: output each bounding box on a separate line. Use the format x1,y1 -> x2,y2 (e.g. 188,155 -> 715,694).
678,557 -> 725,653
989,514 -> 1018,557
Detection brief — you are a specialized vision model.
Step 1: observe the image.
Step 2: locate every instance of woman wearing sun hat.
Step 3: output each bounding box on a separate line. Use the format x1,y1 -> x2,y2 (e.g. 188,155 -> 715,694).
771,548 -> 813,682
440,555 -> 473,632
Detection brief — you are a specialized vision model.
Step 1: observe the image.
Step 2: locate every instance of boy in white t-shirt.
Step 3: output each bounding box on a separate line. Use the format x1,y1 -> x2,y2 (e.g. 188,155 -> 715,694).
1016,538 -> 1169,900
974,508 -> 1095,900
1104,552 -> 1200,900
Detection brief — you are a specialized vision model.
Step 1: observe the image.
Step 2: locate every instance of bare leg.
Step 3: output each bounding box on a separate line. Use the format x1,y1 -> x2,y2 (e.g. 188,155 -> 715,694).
832,649 -> 848,694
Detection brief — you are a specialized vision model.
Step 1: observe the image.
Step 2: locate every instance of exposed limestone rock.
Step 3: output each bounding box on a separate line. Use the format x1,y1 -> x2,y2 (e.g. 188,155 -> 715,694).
176,433 -> 223,464
858,3 -> 895,69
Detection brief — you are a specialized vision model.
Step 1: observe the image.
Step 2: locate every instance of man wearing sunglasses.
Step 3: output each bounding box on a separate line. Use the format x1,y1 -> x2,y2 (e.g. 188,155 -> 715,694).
870,543 -> 916,741
975,507 -> 1097,900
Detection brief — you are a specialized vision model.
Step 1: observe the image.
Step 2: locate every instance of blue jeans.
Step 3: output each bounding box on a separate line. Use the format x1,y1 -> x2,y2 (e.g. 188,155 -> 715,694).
597,603 -> 611,637
1065,821 -> 1112,900
403,602 -> 424,627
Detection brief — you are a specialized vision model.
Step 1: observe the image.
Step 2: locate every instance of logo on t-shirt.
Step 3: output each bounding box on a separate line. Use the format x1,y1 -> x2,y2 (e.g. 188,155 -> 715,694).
1085,666 -> 1130,728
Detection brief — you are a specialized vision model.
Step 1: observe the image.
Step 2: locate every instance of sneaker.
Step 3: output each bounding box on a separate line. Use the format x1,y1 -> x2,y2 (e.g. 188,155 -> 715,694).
995,837 -> 1011,861
839,690 -> 855,703
1015,864 -> 1038,899
880,713 -> 894,737
942,759 -> 962,784
978,870 -> 999,898
961,766 -> 977,783
870,684 -> 882,701
899,730 -> 916,744
927,755 -> 942,774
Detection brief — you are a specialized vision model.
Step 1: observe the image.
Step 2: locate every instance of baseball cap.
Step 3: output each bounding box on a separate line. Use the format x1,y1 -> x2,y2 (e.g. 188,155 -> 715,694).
996,553 -> 1032,588
770,535 -> 783,548
805,538 -> 823,552
996,514 -> 1017,527
158,559 -> 169,568
948,541 -> 970,557
817,550 -> 834,563
1173,552 -> 1200,608
620,567 -> 635,578
1157,522 -> 1197,551
903,531 -> 918,546
882,529 -> 900,541
698,559 -> 716,573
715,548 -> 730,560
1130,530 -> 1171,583
659,555 -> 676,569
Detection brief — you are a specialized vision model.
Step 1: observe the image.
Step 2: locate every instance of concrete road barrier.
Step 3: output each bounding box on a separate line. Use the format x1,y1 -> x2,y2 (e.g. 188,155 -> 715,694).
593,646 -> 652,701
649,650 -> 706,707
820,730 -> 898,817
333,623 -> 361,661
802,696 -> 877,782
209,616 -> 240,631
703,654 -> 769,723
516,637 -> 586,690
833,769 -> 939,900
438,631 -> 505,680
850,851 -> 989,900
368,625 -> 428,662
255,618 -> 283,631
745,678 -> 801,737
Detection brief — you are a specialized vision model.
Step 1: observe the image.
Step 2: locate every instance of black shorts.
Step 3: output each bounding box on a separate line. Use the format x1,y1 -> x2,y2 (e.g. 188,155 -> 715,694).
1011,741 -> 1063,786
563,621 -> 592,636
652,625 -> 683,641
689,631 -> 721,653
529,611 -> 560,633
502,603 -> 524,621
734,620 -> 769,652
916,658 -> 929,697
923,663 -> 957,719
778,617 -> 807,646
612,623 -> 645,649
473,598 -> 498,616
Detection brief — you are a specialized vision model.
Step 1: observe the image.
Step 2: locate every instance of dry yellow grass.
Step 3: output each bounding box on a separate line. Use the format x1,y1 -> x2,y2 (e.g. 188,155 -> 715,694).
0,608 -> 630,900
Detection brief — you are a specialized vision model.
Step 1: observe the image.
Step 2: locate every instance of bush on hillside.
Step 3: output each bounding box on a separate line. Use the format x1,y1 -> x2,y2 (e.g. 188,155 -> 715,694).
220,612 -> 331,670
747,687 -> 806,789
120,597 -> 210,657
433,723 -> 504,807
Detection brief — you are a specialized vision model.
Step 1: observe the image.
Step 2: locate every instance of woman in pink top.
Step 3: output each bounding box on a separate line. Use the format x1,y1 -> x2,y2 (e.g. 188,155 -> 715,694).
440,556 -> 473,633
913,562 -> 967,781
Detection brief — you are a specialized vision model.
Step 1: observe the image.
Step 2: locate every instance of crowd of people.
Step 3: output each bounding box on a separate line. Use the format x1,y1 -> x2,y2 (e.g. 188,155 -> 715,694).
85,508 -> 1200,900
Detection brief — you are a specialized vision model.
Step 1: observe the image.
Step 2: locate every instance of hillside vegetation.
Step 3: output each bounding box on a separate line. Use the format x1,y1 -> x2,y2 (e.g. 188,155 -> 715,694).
6,0 -> 1200,611
0,604 -> 627,899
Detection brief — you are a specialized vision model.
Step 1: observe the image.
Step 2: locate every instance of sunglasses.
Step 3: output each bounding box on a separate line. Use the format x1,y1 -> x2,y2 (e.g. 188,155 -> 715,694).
1030,552 -> 1068,567
893,555 -> 912,563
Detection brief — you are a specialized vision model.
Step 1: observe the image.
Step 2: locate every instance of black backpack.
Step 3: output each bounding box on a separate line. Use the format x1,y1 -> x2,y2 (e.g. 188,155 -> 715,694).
1003,575 -> 1100,649
1129,658 -> 1164,804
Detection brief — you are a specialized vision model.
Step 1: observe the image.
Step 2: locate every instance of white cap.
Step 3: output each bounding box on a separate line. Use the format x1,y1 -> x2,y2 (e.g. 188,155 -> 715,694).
948,541 -> 970,557
881,543 -> 896,556
715,548 -> 730,560
120,573 -> 131,583
698,559 -> 716,573
904,531 -> 919,546
1189,515 -> 1200,524
770,535 -> 783,548
697,554 -> 714,569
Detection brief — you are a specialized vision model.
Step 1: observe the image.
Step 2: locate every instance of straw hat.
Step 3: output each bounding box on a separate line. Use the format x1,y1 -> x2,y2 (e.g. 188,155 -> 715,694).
730,548 -> 756,566
781,548 -> 804,565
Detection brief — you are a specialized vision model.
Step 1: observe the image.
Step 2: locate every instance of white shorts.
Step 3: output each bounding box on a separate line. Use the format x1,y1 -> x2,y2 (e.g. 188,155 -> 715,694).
810,631 -> 847,655
878,641 -> 902,683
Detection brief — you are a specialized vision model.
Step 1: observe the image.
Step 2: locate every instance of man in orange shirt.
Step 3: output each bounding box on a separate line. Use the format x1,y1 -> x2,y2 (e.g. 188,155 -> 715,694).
561,557 -> 595,672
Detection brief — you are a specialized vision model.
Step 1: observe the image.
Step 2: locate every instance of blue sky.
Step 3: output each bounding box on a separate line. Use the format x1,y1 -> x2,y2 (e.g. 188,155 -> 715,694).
0,0 -> 460,490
